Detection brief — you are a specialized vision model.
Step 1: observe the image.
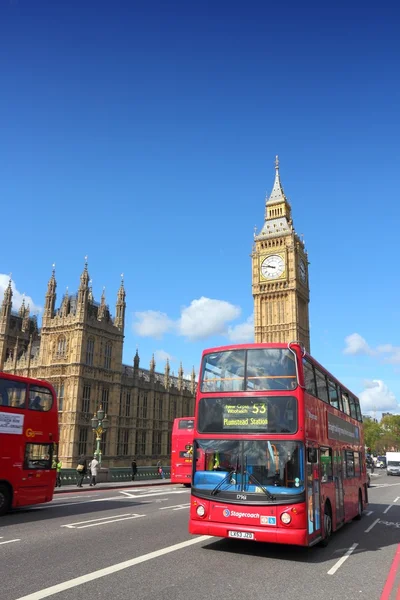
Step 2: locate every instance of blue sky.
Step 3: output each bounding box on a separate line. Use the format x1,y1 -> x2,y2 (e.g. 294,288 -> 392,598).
1,1 -> 399,417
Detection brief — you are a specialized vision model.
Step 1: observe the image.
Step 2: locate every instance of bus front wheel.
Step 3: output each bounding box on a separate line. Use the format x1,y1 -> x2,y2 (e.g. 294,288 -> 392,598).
0,485 -> 11,516
319,503 -> 332,547
354,491 -> 363,520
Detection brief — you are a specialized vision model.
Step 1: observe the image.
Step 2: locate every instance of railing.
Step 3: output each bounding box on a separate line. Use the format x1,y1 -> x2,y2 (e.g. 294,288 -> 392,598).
58,465 -> 171,485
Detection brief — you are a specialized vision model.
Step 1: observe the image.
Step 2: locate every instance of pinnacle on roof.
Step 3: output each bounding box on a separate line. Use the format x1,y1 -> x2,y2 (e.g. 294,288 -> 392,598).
79,256 -> 90,289
266,155 -> 287,204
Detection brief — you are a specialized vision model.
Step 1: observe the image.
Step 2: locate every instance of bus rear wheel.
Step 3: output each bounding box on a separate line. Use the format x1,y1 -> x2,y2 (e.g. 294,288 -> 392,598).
319,504 -> 332,547
0,485 -> 11,516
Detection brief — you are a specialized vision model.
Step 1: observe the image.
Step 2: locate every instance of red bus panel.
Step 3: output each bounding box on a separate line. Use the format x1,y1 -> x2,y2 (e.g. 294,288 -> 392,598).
171,417 -> 194,486
0,372 -> 59,515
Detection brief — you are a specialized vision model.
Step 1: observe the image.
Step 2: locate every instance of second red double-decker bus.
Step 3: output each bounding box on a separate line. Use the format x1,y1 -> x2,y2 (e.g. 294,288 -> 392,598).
189,342 -> 368,547
0,372 -> 59,515
171,417 -> 194,487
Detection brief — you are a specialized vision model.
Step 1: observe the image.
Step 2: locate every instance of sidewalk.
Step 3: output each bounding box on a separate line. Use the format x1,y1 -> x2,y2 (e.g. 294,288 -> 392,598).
54,478 -> 172,494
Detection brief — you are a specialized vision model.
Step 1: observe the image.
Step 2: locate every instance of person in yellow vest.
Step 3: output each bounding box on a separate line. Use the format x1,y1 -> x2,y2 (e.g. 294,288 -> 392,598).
55,458 -> 62,487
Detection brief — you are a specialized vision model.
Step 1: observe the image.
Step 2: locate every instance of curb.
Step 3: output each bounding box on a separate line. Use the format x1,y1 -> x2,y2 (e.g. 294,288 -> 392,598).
53,480 -> 172,494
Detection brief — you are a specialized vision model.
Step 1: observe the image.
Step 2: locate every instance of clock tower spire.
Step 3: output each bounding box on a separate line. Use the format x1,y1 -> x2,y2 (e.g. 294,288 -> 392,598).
252,156 -> 310,351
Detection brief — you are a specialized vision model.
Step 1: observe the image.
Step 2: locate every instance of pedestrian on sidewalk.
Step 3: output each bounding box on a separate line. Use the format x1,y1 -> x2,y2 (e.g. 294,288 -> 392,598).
157,460 -> 165,479
89,455 -> 100,486
76,455 -> 87,487
56,458 -> 63,487
131,458 -> 137,481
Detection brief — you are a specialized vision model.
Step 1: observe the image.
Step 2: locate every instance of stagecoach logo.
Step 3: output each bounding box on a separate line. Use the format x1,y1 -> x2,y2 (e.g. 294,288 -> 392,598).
25,428 -> 43,438
307,410 -> 317,421
223,509 -> 260,519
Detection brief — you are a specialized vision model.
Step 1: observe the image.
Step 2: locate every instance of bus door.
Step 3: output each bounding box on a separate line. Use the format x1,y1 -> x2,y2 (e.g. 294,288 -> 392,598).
306,445 -> 322,541
333,449 -> 344,525
19,441 -> 54,505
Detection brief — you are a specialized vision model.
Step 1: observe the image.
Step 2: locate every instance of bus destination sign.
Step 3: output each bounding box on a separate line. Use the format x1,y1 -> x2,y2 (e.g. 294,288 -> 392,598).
223,402 -> 268,430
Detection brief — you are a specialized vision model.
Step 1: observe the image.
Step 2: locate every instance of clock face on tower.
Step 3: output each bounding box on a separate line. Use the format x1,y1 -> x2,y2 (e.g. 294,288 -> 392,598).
261,255 -> 285,279
299,259 -> 307,283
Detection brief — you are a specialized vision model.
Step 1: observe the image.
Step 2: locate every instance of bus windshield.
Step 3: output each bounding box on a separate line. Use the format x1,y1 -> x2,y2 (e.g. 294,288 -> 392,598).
200,348 -> 297,392
193,439 -> 304,500
198,396 -> 297,434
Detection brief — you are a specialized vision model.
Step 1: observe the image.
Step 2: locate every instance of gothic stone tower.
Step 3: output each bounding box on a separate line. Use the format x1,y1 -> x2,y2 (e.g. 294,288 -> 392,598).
252,157 -> 310,351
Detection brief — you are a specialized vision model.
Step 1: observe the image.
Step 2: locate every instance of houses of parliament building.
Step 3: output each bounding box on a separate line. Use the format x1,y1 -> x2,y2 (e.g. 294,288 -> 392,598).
0,264 -> 196,467
0,156 -> 310,467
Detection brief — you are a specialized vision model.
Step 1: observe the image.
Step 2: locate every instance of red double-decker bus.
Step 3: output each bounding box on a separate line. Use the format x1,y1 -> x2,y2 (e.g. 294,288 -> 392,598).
171,417 -> 194,487
189,342 -> 368,547
0,372 -> 59,515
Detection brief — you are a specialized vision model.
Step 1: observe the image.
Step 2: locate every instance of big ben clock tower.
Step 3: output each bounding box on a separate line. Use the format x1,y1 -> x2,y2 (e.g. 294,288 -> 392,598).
252,156 -> 310,351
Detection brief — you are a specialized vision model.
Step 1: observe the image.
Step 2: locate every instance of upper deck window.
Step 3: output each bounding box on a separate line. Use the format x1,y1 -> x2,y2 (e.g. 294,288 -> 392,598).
0,380 -> 27,408
200,349 -> 297,393
28,386 -> 53,412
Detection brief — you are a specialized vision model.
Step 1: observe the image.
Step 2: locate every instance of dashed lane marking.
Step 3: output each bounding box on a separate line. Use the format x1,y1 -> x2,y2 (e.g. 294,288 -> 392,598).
365,518 -> 380,533
365,511 -> 374,516
327,543 -> 358,575
61,513 -> 145,529
159,503 -> 190,511
0,539 -> 21,545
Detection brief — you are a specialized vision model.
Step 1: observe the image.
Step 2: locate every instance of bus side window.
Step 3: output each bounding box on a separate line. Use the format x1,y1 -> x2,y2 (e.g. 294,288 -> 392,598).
341,392 -> 350,416
302,359 -> 317,396
355,398 -> 362,422
314,368 -> 329,403
349,395 -> 358,420
327,380 -> 341,410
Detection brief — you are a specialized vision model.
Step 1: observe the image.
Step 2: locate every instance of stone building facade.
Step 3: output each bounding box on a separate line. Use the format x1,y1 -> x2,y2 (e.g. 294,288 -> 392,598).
0,263 -> 196,467
252,156 -> 311,351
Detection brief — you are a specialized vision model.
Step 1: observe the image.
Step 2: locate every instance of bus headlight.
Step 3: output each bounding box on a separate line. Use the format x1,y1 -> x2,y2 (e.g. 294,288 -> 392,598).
196,505 -> 206,517
280,512 -> 291,524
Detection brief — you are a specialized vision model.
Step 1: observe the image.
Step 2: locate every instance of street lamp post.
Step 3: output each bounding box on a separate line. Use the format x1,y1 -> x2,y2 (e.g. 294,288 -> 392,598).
91,405 -> 109,466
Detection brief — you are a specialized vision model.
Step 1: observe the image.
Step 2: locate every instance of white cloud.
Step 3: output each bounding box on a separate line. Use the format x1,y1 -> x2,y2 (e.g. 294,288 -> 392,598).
376,344 -> 400,365
132,296 -> 249,342
227,315 -> 254,343
133,310 -> 174,339
154,349 -> 174,363
0,274 -> 42,314
359,380 -> 399,414
343,334 -> 400,365
178,297 -> 241,340
343,333 -> 374,356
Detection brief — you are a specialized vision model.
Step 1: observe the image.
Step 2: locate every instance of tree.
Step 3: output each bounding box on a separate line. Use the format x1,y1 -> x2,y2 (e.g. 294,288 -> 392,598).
363,418 -> 382,453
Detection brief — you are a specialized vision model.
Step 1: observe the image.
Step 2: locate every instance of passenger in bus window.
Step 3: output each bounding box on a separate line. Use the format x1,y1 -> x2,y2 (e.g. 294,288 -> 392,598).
30,395 -> 43,411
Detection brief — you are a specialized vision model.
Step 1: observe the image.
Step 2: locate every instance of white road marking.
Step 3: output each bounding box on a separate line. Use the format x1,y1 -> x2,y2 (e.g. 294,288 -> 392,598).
365,518 -> 380,533
365,511 -> 374,516
61,513 -> 145,529
383,504 -> 393,514
14,535 -> 211,599
373,482 -> 400,488
0,539 -> 21,545
159,503 -> 190,511
394,496 -> 400,502
52,495 -> 97,501
327,543 -> 358,575
119,490 -> 187,499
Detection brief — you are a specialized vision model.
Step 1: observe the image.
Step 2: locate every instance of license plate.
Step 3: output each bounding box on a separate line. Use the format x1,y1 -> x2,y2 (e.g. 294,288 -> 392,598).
228,530 -> 254,540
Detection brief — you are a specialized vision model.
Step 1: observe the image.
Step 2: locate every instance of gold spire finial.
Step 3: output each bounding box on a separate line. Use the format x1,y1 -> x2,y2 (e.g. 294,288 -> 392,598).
275,155 -> 279,170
